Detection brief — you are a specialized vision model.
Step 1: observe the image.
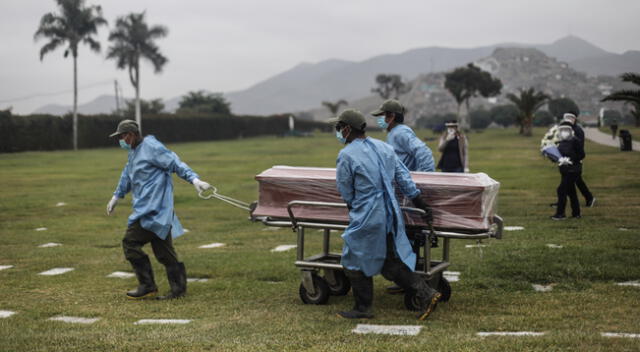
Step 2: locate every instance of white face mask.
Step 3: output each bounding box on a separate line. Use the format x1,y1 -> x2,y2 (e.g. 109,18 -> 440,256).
559,131 -> 571,140
447,128 -> 455,135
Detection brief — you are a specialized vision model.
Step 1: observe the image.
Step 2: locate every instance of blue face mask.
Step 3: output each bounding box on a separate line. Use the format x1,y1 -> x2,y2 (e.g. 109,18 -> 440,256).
377,116 -> 389,129
336,130 -> 347,144
119,139 -> 131,151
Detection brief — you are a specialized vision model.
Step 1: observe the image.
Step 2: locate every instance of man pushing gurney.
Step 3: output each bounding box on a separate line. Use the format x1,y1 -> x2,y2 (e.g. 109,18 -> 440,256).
330,109 -> 441,320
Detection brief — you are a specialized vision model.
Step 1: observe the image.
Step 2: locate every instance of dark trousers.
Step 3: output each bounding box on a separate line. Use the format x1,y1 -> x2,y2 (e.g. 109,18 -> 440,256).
556,171 -> 580,217
122,221 -> 179,266
575,173 -> 593,203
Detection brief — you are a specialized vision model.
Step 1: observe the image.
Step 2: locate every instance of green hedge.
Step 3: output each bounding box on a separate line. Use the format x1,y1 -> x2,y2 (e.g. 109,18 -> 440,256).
0,113 -> 330,153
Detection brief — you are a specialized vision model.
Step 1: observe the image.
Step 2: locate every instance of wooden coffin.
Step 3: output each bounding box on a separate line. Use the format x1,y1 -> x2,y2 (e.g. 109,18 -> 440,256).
252,166 -> 500,232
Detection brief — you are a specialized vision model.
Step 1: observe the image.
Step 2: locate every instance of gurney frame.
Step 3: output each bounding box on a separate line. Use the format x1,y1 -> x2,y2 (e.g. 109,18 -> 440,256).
256,200 -> 503,306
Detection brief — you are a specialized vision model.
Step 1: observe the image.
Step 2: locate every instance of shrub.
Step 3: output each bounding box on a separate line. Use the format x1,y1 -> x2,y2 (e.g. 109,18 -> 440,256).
1,113 -> 327,153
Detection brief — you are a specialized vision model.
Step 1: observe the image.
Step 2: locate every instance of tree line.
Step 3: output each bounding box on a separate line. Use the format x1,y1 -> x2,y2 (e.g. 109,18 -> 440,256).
364,66 -> 640,135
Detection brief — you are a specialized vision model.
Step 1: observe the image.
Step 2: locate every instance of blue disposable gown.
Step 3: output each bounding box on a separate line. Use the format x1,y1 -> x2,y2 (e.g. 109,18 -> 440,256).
336,137 -> 421,277
113,136 -> 199,240
387,124 -> 435,172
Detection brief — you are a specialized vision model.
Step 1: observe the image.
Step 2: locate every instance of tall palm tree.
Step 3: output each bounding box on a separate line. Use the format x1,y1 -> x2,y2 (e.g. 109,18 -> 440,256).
321,99 -> 348,115
506,88 -> 549,136
602,73 -> 640,127
34,0 -> 107,150
107,12 -> 168,132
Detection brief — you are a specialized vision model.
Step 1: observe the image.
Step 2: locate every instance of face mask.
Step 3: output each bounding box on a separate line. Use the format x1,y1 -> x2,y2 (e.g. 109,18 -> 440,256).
377,117 -> 389,129
559,131 -> 571,140
336,130 -> 347,144
119,139 -> 131,151
447,128 -> 455,135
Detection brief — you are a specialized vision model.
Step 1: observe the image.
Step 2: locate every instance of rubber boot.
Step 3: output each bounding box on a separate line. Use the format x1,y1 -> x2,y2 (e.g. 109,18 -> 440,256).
127,256 -> 158,299
383,260 -> 441,320
157,262 -> 187,300
337,270 -> 374,319
415,281 -> 442,321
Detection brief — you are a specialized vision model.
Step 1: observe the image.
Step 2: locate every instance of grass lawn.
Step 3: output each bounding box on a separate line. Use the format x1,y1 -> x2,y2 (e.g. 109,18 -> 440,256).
0,128 -> 639,351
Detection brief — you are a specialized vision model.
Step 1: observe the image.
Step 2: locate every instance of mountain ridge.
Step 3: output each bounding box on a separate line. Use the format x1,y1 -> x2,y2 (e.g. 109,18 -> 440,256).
33,35 -> 639,116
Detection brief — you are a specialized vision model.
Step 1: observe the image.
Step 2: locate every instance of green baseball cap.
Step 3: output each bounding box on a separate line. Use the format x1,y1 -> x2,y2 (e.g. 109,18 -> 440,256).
327,109 -> 367,131
109,119 -> 139,138
370,99 -> 405,116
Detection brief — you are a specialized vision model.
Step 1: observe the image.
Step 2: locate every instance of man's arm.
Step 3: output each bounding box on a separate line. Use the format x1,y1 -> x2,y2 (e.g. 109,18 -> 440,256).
336,154 -> 355,207
114,163 -> 132,198
394,156 -> 420,199
407,134 -> 435,172
151,143 -> 199,183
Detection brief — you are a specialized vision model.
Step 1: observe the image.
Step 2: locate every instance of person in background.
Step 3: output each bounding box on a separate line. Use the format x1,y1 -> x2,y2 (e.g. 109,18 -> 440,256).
561,113 -> 596,207
610,120 -> 618,140
371,99 -> 435,172
437,120 -> 468,173
106,120 -> 211,300
329,109 -> 441,321
551,123 -> 584,220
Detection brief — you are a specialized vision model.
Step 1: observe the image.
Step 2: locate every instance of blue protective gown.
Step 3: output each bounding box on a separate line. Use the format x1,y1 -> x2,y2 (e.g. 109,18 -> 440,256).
387,124 -> 435,172
336,137 -> 421,277
113,136 -> 199,240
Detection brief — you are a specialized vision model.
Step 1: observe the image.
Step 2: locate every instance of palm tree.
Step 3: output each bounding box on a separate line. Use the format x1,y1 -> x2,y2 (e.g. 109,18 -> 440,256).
506,88 -> 549,136
34,0 -> 107,150
107,12 -> 168,132
602,73 -> 640,127
321,99 -> 348,115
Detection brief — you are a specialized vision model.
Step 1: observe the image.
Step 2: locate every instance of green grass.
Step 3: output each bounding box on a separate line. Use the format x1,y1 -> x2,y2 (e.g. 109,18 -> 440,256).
0,128 -> 639,351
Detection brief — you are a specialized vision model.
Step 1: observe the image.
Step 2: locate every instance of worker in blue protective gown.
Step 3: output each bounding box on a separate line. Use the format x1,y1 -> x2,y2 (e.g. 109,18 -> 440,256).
371,99 -> 435,172
329,109 -> 442,320
106,120 -> 211,300
371,99 -> 436,295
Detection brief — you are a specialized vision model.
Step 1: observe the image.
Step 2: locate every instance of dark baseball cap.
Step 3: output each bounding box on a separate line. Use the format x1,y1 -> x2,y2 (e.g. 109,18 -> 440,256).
370,99 -> 405,116
109,119 -> 139,138
327,109 -> 367,131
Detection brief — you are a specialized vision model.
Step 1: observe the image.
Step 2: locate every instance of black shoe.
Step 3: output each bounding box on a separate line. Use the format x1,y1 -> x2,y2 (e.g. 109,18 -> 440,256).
386,284 -> 405,295
551,215 -> 566,221
549,203 -> 558,208
417,292 -> 442,321
337,310 -> 374,319
127,286 -> 158,299
586,197 -> 596,208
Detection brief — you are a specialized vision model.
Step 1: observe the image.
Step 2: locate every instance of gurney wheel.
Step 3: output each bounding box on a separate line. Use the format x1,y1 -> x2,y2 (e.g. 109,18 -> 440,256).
325,270 -> 351,296
299,275 -> 330,305
437,277 -> 451,302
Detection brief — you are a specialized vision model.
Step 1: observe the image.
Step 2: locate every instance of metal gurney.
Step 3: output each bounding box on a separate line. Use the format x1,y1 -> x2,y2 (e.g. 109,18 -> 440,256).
250,166 -> 504,308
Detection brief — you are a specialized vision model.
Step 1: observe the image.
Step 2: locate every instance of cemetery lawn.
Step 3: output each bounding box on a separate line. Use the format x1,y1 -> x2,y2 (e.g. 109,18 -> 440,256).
0,128 -> 638,351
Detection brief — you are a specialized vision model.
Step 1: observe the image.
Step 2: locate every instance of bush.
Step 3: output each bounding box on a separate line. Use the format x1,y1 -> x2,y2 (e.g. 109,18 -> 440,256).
415,113 -> 457,132
489,104 -> 519,127
533,110 -> 555,127
0,113 -> 328,153
470,109 -> 492,129
548,97 -> 580,120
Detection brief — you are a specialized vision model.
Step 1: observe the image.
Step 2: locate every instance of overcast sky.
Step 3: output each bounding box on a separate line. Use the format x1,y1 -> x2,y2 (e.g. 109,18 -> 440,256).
1,0 -> 639,114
